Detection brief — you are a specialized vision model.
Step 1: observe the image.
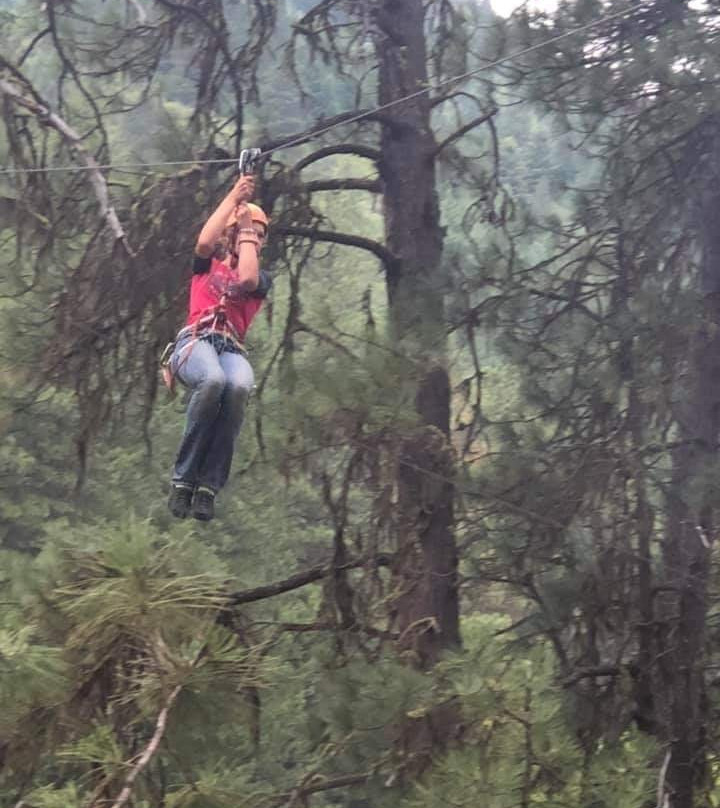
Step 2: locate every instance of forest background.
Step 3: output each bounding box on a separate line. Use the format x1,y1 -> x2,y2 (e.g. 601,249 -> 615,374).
1,1 -> 719,807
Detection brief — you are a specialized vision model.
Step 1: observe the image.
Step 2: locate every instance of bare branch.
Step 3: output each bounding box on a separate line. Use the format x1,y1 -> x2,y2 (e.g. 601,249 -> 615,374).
293,144 -> 382,172
127,0 -> 148,25
271,771 -> 374,806
153,0 -> 260,145
655,750 -> 671,808
432,108 -> 498,159
17,27 -> 51,67
561,664 -> 620,687
275,225 -> 399,273
0,77 -> 133,254
103,683 -> 183,808
228,554 -> 392,606
430,90 -> 488,109
295,321 -> 360,359
304,178 -> 382,193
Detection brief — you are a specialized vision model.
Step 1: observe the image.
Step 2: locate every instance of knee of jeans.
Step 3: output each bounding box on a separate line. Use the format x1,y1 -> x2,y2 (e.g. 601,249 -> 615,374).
197,374 -> 226,404
226,381 -> 252,407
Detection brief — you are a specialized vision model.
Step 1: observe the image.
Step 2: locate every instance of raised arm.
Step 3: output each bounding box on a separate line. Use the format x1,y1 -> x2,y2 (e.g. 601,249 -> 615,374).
232,203 -> 261,292
195,175 -> 255,258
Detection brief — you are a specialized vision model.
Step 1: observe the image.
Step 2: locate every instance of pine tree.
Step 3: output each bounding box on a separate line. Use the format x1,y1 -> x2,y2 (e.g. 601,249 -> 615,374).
457,3 -> 720,805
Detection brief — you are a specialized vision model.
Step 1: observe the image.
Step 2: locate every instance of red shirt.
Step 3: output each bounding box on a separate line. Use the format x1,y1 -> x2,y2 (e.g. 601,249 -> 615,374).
186,256 -> 272,339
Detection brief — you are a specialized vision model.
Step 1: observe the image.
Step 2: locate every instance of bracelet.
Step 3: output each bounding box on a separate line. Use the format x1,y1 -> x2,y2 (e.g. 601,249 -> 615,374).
239,227 -> 257,235
237,238 -> 259,246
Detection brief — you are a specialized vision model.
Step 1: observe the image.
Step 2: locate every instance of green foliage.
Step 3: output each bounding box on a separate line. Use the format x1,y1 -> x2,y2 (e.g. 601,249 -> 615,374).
0,623 -> 69,731
6,0 -> 719,805
0,523 -> 273,803
404,616 -> 657,808
24,783 -> 83,808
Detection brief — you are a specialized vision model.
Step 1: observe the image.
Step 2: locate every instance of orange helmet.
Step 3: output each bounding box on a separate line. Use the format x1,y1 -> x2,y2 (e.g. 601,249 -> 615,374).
227,203 -> 269,233
247,203 -> 269,230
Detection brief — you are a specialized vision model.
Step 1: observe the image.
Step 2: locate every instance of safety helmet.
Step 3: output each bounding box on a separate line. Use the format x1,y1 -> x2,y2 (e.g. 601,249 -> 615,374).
227,203 -> 269,233
247,203 -> 269,231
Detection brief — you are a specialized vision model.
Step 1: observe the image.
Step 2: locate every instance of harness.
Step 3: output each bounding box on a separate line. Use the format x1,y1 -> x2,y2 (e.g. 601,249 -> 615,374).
160,295 -> 246,396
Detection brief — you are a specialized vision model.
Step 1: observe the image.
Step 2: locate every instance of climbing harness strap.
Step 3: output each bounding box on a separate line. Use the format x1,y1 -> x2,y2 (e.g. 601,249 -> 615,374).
159,298 -> 247,396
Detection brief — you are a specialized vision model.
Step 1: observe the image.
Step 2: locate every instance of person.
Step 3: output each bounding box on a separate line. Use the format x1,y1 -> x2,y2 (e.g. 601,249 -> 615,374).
166,174 -> 271,521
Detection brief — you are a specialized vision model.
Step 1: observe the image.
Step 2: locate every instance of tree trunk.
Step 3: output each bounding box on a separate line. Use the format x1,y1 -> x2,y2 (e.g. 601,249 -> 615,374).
657,176 -> 720,807
375,0 -> 461,669
614,235 -> 658,736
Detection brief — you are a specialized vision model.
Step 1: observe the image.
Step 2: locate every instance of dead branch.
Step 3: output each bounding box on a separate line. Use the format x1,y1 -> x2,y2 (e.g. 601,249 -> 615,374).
294,321 -> 360,359
269,771 -> 375,808
17,27 -> 51,66
561,664 -> 621,687
153,0 -> 273,144
45,0 -> 107,148
275,225 -> 399,273
0,77 -> 133,255
432,108 -> 498,159
127,0 -> 148,24
655,749 -> 671,808
103,683 -> 183,808
228,554 -> 392,606
293,144 -> 382,172
430,89 -> 489,110
304,178 -> 382,193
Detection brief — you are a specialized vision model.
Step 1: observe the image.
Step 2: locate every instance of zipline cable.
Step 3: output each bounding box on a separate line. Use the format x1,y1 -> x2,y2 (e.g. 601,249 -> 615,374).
0,4 -> 642,176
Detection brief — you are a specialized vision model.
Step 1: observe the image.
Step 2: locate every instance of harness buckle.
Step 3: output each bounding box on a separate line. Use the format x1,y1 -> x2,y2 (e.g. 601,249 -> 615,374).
159,340 -> 177,396
159,340 -> 175,367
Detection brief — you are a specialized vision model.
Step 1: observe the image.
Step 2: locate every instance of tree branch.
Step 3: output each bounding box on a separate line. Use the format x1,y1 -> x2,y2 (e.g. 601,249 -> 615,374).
228,554 -> 392,606
103,683 -> 183,808
266,771 -> 377,808
275,225 -> 399,273
561,664 -> 620,687
276,771 -> 374,806
430,90 -> 487,109
17,27 -> 51,67
127,0 -> 148,24
0,77 -> 133,255
431,108 -> 498,159
304,178 -> 382,193
655,750 -> 671,808
293,144 -> 382,172
295,320 -> 360,359
153,0 -> 249,146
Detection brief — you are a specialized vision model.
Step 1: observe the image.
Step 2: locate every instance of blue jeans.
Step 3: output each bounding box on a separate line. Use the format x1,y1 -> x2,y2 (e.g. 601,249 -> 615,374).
170,334 -> 254,493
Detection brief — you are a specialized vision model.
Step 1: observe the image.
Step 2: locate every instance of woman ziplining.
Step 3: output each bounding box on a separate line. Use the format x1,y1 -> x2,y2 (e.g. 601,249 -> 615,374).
163,154 -> 271,522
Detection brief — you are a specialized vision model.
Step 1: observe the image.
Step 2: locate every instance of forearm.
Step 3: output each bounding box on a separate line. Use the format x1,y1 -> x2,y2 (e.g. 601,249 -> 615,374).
195,191 -> 238,257
235,242 -> 260,291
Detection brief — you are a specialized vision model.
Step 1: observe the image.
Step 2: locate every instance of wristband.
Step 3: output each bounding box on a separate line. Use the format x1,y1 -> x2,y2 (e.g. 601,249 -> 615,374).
237,238 -> 259,246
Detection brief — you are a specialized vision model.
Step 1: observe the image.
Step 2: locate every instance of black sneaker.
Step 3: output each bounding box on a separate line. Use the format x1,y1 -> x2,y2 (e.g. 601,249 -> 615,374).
192,487 -> 216,522
168,483 -> 193,519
